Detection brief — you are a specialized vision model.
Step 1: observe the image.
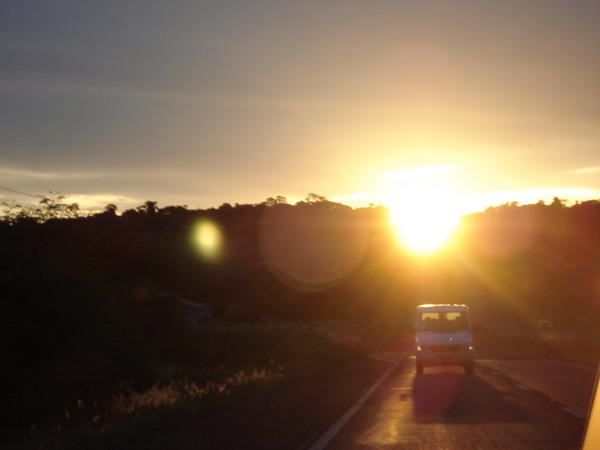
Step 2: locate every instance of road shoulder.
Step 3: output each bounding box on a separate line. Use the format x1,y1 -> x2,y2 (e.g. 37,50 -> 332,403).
477,349 -> 597,416
120,349 -> 409,450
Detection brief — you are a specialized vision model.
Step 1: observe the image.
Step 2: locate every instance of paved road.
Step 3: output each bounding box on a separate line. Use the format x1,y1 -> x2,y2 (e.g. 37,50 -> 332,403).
477,349 -> 596,416
321,349 -> 592,449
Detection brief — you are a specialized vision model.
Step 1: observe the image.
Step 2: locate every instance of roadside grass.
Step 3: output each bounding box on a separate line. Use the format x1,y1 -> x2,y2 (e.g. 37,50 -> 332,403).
476,329 -> 600,367
9,320 -> 366,450
19,367 -> 282,450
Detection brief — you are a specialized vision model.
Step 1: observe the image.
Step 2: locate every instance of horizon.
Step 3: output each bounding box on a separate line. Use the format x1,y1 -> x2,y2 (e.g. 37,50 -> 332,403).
4,183 -> 597,258
2,182 -> 597,215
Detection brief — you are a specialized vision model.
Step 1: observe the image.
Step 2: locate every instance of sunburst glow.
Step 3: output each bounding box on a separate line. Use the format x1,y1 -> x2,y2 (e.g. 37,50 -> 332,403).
386,178 -> 462,254
390,204 -> 460,254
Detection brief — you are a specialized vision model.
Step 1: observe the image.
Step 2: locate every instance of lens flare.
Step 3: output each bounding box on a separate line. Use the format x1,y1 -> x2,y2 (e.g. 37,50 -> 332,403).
192,220 -> 223,261
259,204 -> 367,291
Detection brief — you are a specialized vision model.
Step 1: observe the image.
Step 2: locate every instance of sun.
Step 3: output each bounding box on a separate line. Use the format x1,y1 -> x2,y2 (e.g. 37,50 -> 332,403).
388,185 -> 461,254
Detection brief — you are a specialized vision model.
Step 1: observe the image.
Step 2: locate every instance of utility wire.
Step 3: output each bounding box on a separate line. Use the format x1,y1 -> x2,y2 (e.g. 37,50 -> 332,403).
0,185 -> 43,198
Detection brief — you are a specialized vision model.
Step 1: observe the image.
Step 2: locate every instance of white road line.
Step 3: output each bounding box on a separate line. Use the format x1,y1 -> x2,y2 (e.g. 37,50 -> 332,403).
307,350 -> 409,450
560,406 -> 587,419
514,383 -> 531,391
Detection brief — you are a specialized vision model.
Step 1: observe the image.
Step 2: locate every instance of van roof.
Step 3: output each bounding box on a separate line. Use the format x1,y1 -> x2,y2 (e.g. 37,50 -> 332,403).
417,304 -> 469,312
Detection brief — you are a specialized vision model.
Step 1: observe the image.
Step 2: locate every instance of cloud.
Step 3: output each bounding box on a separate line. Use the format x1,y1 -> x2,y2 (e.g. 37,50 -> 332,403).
569,166 -> 600,175
64,194 -> 141,211
0,165 -> 103,180
0,189 -> 140,212
0,77 -> 362,113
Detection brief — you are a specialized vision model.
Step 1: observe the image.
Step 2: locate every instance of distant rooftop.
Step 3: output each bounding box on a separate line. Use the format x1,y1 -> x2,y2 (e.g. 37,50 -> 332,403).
417,304 -> 469,311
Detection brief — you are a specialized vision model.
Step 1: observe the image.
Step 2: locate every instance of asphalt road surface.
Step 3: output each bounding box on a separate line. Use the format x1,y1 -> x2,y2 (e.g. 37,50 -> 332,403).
318,349 -> 593,450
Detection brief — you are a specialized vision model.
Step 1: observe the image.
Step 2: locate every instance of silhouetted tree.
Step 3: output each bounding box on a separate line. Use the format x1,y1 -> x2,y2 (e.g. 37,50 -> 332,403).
104,203 -> 118,217
159,205 -> 188,216
551,196 -> 566,208
305,193 -> 327,203
264,196 -> 288,206
137,200 -> 158,215
0,192 -> 79,224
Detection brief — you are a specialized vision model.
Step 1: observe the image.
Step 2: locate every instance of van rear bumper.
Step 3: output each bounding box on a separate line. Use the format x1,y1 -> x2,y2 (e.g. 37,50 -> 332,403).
416,344 -> 473,366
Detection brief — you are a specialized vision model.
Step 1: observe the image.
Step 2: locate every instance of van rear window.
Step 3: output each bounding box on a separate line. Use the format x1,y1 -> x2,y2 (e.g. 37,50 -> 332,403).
419,311 -> 468,331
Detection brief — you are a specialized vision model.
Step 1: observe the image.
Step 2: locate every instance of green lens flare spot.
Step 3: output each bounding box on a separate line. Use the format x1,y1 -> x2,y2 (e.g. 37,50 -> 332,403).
192,220 -> 223,261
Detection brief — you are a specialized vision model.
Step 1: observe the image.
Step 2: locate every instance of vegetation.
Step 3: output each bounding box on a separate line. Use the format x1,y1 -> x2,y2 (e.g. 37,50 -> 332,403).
476,328 -> 600,366
1,193 -> 599,447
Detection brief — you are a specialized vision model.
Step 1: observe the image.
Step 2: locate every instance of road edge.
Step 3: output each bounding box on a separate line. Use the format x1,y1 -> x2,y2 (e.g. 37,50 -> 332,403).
305,348 -> 412,450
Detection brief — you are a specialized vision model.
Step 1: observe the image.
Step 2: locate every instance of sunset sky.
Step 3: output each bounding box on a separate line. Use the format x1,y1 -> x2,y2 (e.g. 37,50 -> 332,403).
1,1 -> 599,212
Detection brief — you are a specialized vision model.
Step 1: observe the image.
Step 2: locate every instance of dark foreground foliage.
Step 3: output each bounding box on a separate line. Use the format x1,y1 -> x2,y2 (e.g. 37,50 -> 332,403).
1,194 -> 599,447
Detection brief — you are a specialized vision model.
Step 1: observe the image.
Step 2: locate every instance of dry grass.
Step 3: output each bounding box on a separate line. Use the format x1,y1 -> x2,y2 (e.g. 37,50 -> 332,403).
108,367 -> 280,417
16,367 -> 283,450
14,320 -> 366,449
8,320 -> 369,450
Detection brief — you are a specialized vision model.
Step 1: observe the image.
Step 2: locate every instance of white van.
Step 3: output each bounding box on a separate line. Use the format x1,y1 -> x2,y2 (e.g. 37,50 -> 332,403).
415,304 -> 474,374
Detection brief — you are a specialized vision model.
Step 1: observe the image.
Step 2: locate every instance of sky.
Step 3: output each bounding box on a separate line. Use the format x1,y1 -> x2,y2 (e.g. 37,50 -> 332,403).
1,0 -> 599,213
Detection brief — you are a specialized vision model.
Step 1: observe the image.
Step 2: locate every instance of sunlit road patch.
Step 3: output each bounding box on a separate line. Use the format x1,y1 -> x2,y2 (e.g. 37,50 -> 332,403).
325,352 -> 586,449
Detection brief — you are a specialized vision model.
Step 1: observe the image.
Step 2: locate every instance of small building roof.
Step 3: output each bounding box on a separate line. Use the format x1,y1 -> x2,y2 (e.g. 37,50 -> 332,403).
417,304 -> 469,311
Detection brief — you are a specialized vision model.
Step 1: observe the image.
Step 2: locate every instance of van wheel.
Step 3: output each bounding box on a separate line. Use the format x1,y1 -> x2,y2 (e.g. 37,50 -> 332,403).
416,361 -> 424,375
464,362 -> 474,374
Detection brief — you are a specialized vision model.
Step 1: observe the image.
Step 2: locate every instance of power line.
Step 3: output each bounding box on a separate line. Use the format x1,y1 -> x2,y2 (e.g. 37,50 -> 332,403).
0,186 -> 43,199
